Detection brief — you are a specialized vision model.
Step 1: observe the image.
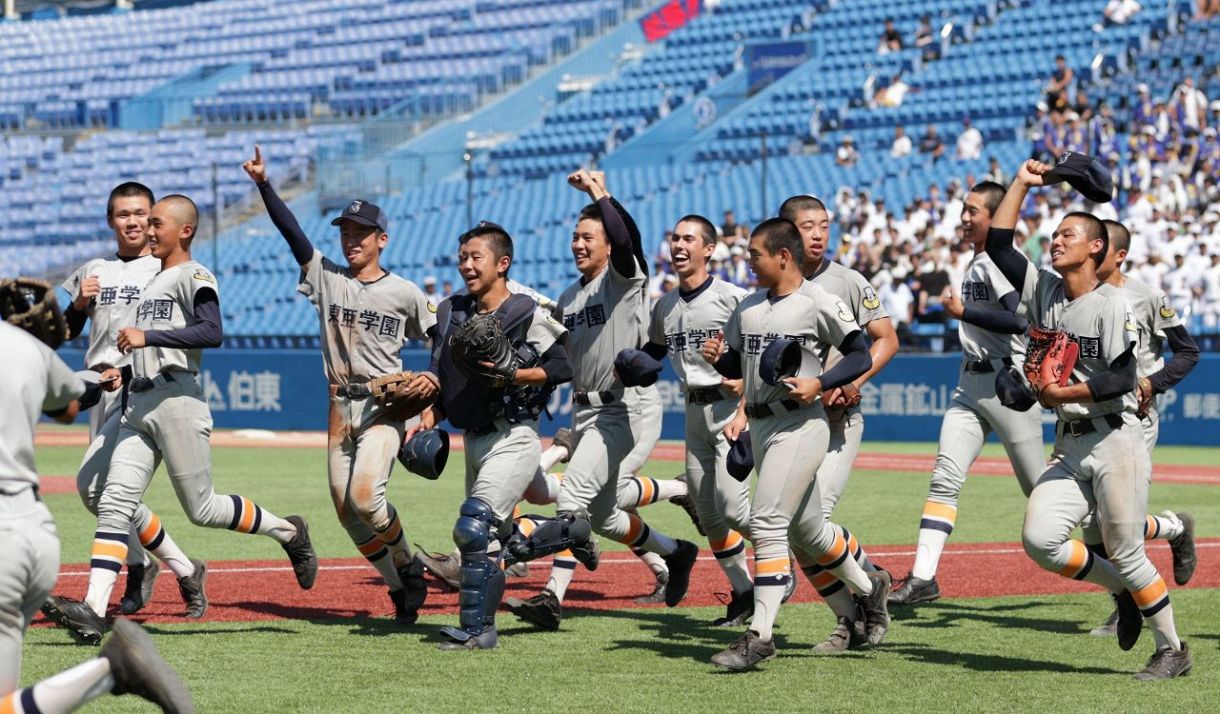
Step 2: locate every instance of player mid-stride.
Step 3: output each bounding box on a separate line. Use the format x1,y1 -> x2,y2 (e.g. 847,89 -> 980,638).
246,146 -> 437,624
50,194 -> 318,645
987,158 -> 1192,680
1,278 -> 192,714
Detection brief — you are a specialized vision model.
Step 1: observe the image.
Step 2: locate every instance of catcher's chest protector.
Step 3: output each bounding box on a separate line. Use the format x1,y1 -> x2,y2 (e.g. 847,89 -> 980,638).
436,294 -> 547,429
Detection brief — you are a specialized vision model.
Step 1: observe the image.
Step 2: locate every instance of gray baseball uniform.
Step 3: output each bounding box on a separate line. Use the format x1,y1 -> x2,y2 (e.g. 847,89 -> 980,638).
297,249 -> 437,574
724,283 -> 871,580
649,277 -> 752,545
805,260 -> 888,517
1,322 -> 84,693
917,251 -> 1045,574
554,260 -> 651,542
1118,276 -> 1181,454
1020,278 -> 1170,615
64,254 -> 164,568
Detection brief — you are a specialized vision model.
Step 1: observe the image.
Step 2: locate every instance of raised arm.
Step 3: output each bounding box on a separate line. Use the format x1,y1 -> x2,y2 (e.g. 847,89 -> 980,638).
987,160 -> 1051,290
243,145 -> 315,267
568,169 -> 644,279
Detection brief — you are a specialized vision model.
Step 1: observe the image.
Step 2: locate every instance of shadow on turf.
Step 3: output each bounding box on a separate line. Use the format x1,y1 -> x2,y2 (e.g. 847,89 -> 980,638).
889,599 -> 1092,635
225,600 -> 430,636
885,642 -> 1128,675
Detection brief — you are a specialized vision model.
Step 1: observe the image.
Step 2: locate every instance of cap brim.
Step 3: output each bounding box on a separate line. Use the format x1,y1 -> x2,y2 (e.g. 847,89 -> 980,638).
331,215 -> 382,229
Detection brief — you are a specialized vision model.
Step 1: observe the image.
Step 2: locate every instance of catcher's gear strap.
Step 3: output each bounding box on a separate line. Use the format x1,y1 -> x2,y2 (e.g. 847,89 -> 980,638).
1085,344 -> 1137,403
502,512 -> 592,566
435,293 -> 536,344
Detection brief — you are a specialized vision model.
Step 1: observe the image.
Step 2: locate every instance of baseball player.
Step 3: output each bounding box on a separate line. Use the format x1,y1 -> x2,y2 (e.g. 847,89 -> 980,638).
411,221 -> 593,650
506,170 -> 698,631
245,147 -> 436,623
888,182 -> 1046,607
52,194 -> 318,645
1086,219 -> 1199,636
52,182 -> 199,620
1,277 -> 191,714
987,160 -> 1191,679
630,213 -> 754,625
701,218 -> 889,671
779,194 -> 897,651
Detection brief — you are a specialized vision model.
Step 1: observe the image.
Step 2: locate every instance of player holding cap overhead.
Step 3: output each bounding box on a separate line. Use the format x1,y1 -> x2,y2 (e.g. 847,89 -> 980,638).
700,219 -> 889,671
888,181 -> 1046,607
55,182 -> 198,618
625,213 -> 754,626
52,194 -> 317,646
986,158 -> 1192,680
409,221 -> 595,650
0,278 -> 193,714
506,170 -> 699,631
779,194 -> 897,652
245,146 -> 436,624
1085,219 -> 1199,636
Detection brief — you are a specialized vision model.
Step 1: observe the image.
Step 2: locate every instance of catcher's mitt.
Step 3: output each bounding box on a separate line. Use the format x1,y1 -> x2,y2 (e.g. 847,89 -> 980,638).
1023,327 -> 1079,394
368,371 -> 434,421
0,278 -> 68,349
1135,376 -> 1155,419
448,313 -> 518,389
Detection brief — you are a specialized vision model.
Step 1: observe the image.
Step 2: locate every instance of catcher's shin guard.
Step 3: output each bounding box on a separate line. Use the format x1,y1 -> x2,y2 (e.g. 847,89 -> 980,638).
440,498 -> 503,647
503,511 -> 594,566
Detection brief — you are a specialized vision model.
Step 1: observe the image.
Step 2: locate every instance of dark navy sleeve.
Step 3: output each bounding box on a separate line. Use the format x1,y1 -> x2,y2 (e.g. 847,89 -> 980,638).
642,341 -> 668,361
713,347 -> 743,379
984,227 -> 1030,294
1148,326 -> 1200,393
258,181 -> 315,266
819,331 -> 871,389
143,289 -> 223,349
1086,345 -> 1138,402
600,197 -> 644,279
65,303 -> 88,339
539,342 -> 573,386
960,291 -> 1029,334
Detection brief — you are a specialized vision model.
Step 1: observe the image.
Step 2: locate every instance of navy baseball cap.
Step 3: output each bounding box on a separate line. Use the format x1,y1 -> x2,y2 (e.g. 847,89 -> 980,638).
759,338 -> 803,386
1045,152 -> 1114,203
726,431 -> 754,482
331,199 -> 388,232
995,366 -> 1036,412
614,348 -> 663,388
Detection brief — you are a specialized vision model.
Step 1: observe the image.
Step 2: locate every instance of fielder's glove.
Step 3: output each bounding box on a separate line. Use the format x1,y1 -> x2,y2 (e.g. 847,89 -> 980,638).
1023,327 -> 1079,396
368,371 -> 434,421
449,313 -> 519,389
1135,376 -> 1155,419
0,277 -> 69,349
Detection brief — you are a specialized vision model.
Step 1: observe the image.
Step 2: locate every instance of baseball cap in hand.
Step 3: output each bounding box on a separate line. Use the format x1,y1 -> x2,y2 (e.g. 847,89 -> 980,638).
331,199 -> 388,232
1046,153 -> 1113,203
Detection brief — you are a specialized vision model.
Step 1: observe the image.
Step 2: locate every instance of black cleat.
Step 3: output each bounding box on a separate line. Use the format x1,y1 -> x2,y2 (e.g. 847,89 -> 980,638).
712,588 -> 753,627
176,560 -> 208,619
551,428 -> 574,463
102,618 -> 194,713
812,615 -> 868,654
1167,512 -> 1196,586
1116,589 -> 1143,652
120,561 -> 160,616
888,572 -> 940,606
571,535 -> 601,572
1134,640 -> 1192,680
394,557 -> 428,624
42,596 -> 105,645
506,590 -> 562,631
669,493 -> 705,536
858,569 -> 892,646
282,515 -> 318,590
634,571 -> 668,604
413,547 -> 461,590
662,540 -> 699,607
711,630 -> 776,671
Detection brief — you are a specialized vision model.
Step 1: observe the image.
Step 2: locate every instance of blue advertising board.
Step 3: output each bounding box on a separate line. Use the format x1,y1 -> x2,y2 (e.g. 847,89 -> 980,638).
745,40 -> 814,94
56,349 -> 1220,446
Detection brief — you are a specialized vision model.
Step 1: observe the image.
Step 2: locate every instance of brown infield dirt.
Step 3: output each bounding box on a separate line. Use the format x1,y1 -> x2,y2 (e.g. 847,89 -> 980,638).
38,540 -> 1217,626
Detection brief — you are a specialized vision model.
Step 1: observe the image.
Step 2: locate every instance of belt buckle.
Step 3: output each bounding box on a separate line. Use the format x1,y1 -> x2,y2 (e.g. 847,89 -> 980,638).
130,377 -> 153,393
1067,420 -> 1085,437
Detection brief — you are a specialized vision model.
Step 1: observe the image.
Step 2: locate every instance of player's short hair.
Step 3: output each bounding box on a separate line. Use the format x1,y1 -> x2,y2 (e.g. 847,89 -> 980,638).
675,214 -> 717,247
752,218 -> 804,264
577,203 -> 602,225
968,181 -> 1005,216
1102,219 -> 1131,254
459,221 -> 514,275
107,182 -> 154,217
159,194 -> 198,230
778,195 -> 827,223
1063,211 -> 1107,265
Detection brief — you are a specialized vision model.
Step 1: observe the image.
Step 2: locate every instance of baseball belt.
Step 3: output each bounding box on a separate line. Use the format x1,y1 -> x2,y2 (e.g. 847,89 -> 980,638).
573,390 -> 622,407
337,383 -> 372,399
744,398 -> 803,419
962,356 -> 1014,374
686,386 -> 726,405
1057,412 -> 1124,438
129,370 -> 194,393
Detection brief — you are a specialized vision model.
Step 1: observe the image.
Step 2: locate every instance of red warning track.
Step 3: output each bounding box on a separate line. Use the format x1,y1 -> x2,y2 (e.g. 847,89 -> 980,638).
38,539 -> 1218,626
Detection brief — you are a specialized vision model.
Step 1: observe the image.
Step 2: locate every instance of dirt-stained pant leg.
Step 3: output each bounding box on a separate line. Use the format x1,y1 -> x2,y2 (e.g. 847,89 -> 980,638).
685,399 -> 751,539
465,422 -> 542,526
0,493 -> 59,696
327,394 -> 405,545
816,407 -> 864,518
557,404 -> 636,540
977,370 -> 1046,497
1085,426 -> 1160,592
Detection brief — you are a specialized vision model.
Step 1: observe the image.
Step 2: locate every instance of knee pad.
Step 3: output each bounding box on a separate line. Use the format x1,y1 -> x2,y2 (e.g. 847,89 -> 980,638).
453,497 -> 497,554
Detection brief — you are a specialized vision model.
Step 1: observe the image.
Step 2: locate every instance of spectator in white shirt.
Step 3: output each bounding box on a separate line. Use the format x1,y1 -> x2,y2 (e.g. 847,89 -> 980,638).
955,117 -> 984,160
891,125 -> 913,158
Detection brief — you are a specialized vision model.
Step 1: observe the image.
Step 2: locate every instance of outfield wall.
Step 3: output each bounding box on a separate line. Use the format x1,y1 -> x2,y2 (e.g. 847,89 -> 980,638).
57,349 -> 1220,446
